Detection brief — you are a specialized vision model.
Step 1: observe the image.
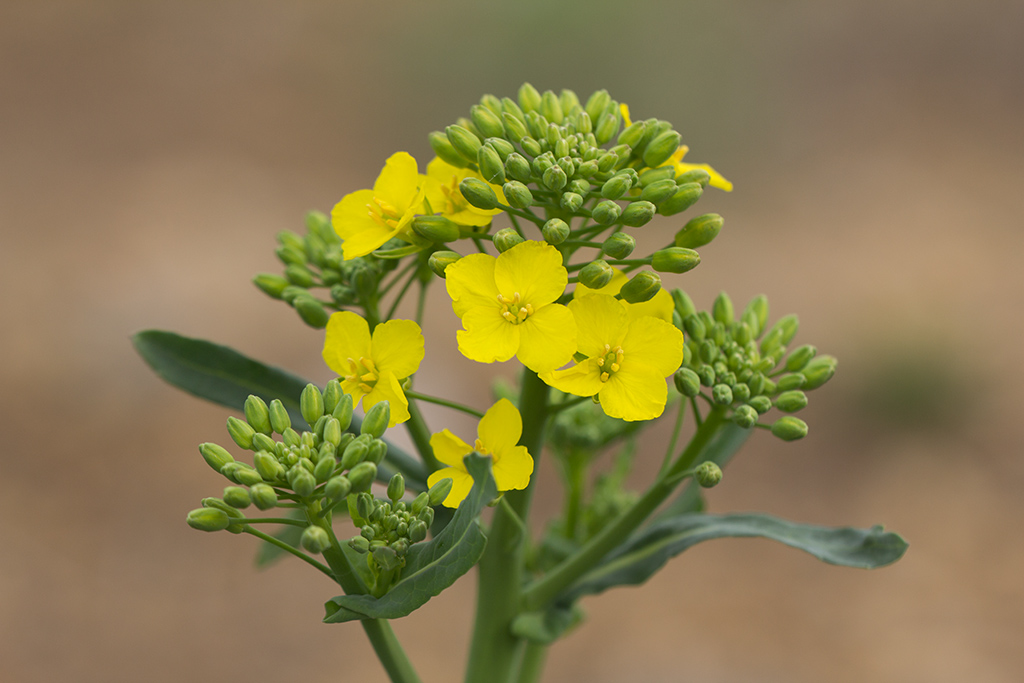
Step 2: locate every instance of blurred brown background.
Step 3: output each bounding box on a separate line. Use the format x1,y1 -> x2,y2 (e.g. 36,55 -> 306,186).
2,2 -> 1023,681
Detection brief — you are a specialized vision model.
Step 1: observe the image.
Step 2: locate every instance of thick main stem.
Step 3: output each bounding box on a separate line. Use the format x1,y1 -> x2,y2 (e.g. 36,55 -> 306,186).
464,370 -> 550,683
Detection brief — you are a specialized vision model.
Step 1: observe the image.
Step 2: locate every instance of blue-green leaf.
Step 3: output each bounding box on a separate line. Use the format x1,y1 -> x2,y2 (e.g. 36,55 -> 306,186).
323,454 -> 496,623
560,513 -> 908,604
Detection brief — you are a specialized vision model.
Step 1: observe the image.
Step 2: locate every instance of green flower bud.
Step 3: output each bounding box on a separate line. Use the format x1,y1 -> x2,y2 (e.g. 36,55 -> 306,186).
669,290 -> 694,320
676,168 -> 711,187
617,120 -> 647,149
322,379 -> 342,415
276,245 -> 306,267
560,88 -> 580,112
199,442 -> 234,473
636,119 -> 670,156
771,416 -> 809,441
349,535 -> 370,553
658,182 -> 704,216
387,473 -> 406,503
504,153 -> 532,183
592,199 -> 622,225
250,483 -> 278,511
742,295 -> 769,338
412,216 -> 461,243
540,90 -> 563,124
638,178 -> 677,205
559,192 -> 583,213
675,213 -> 724,249
411,491 -> 430,515
301,525 -> 331,554
494,228 -> 525,253
502,112 -> 528,143
520,135 -> 542,157
321,416 -> 341,448
223,486 -> 251,509
652,247 -> 701,274
225,416 -> 255,450
784,345 -> 817,372
446,125 -> 482,163
601,174 -> 633,200
187,507 -> 231,532
642,130 -> 682,168
427,477 -> 454,506
801,355 -> 838,390
252,433 -> 277,454
587,109 -> 615,145
366,439 -> 388,465
601,232 -> 635,259
477,144 -> 506,184
253,273 -> 290,299
732,383 -> 751,402
284,264 -> 315,289
502,181 -> 533,209
733,404 -> 758,428
314,452 -> 336,483
542,218 -> 570,245
584,89 -> 611,121
554,137 -> 571,159
501,96 -> 525,121
683,314 -> 707,341
347,462 -> 378,493
732,322 -> 753,347
696,364 -> 716,387
459,178 -> 499,210
619,271 -> 661,304
712,383 -> 734,405
294,296 -> 329,329
409,520 -> 428,543
361,401 -> 390,438
280,285 -> 309,305
470,104 -> 505,139
372,544 -> 402,572
578,259 -> 614,289
776,390 -> 808,413
745,396 -> 771,415
341,438 -> 369,470
268,399 -> 290,434
300,384 -> 325,427
541,165 -> 567,192
620,200 -> 657,227
694,461 -> 723,488
354,492 -> 374,522
768,314 -> 800,345
428,250 -> 462,278
674,367 -> 701,397
332,393 -> 354,431
429,131 -> 469,168
325,475 -> 352,502
289,467 -> 316,497
242,396 -> 272,436
713,292 -> 735,325
253,451 -> 284,482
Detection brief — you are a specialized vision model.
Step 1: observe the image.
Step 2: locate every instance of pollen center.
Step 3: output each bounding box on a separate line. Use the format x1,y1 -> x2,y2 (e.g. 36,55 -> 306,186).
595,344 -> 624,383
473,438 -> 491,456
345,356 -> 379,393
497,291 -> 534,325
440,177 -> 468,215
367,196 -> 402,229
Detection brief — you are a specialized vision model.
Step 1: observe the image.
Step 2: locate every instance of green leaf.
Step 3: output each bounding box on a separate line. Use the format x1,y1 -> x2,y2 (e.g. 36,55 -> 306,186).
323,454 -> 496,623
658,420 -> 753,517
559,513 -> 909,604
131,329 -> 427,490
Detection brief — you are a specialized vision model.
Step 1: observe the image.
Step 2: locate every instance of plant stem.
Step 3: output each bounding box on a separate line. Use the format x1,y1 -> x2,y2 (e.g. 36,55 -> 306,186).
521,407 -> 727,611
241,526 -> 334,578
404,399 -> 443,473
405,390 -> 485,418
464,370 -> 550,683
515,642 -> 549,683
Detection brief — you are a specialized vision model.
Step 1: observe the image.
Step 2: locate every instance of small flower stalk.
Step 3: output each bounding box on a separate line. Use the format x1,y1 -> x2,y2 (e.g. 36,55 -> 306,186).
137,84 -> 907,683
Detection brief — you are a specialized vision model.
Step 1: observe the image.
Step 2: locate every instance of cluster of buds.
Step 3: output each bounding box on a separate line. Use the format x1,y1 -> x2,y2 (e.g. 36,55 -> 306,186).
253,212 -> 400,328
670,290 -> 838,440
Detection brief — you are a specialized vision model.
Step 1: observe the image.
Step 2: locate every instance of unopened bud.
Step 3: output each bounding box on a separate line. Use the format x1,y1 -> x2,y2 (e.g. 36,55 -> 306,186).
652,247 -> 701,274
268,399 -> 290,434
349,535 -> 370,553
295,296 -> 329,329
322,416 -> 342,448
347,462 -> 378,493
429,250 -> 462,278
542,218 -> 570,245
366,439 -> 388,465
642,130 -> 682,168
332,393 -> 354,431
676,168 -> 711,187
494,228 -> 525,253
733,404 -> 758,428
300,384 -> 325,427
694,461 -> 723,488
244,395 -> 272,435
541,165 -> 567,192
747,396 -> 772,414
186,507 -> 231,532
254,451 -> 285,482
289,467 -> 316,497
540,90 -> 563,124
578,259 -> 615,289
285,264 -> 315,288
776,390 -> 808,412
619,271 -> 661,304
712,384 -> 734,406
592,199 -> 622,225
502,181 -> 533,209
223,486 -> 251,509
470,104 -> 505,139
325,475 -> 352,502
322,379 -> 342,415
617,120 -> 647,149
247,483 -> 276,511
520,135 -> 542,157
620,200 -> 656,227
361,401 -> 390,438
429,131 -> 469,168
639,178 -> 678,205
601,174 -> 633,200
601,232 -> 635,259
477,144 -> 506,184
785,345 -> 817,372
504,153 -> 532,183
301,525 -> 331,554
675,213 -> 724,249
199,443 -> 234,472
768,314 -> 800,345
427,477 -> 454,507
446,125 -> 482,163
502,112 -> 528,143
313,452 -> 336,483
712,292 -> 734,325
559,191 -> 584,213
674,368 -> 701,397
340,438 -> 369,470
771,416 -> 808,441
412,215 -> 461,243
459,178 -> 499,210
658,182 -> 703,216
226,416 -> 255,450
387,473 -> 406,502
254,273 -> 290,299
801,355 -> 837,390
683,314 -> 706,341
743,295 -> 770,338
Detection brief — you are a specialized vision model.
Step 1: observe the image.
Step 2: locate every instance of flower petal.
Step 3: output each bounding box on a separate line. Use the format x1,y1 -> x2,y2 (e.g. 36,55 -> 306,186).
446,253 -> 499,317
494,241 -> 567,307
373,152 -> 421,211
541,361 -> 604,397
477,398 -> 522,453
371,318 -> 424,379
456,306 -> 520,364
332,189 -> 397,260
364,370 -> 410,427
492,445 -> 533,492
566,294 -> 628,358
622,316 -> 684,378
599,367 -> 669,421
515,303 -> 577,373
426,466 -> 475,509
323,311 -> 371,376
430,428 -> 473,467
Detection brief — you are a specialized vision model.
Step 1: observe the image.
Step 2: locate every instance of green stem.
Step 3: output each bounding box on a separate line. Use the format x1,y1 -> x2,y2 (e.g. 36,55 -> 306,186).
236,517 -> 308,526
521,407 -> 727,611
405,390 -> 485,418
404,399 -> 443,472
563,449 -> 587,540
659,398 -> 686,477
464,370 -> 550,683
384,263 -> 421,320
242,526 -> 334,578
515,642 -> 549,683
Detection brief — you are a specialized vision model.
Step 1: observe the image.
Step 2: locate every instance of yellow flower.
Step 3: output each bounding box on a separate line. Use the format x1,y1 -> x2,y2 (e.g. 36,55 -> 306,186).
445,240 -> 577,373
620,103 -> 732,192
321,311 -> 424,427
426,398 -> 534,508
331,152 -> 428,260
574,268 -> 674,323
541,294 -> 683,422
423,157 -> 504,227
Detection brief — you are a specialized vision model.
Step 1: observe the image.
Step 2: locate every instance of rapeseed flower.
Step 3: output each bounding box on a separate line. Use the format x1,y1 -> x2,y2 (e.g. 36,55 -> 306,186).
423,157 -> 504,227
445,240 -> 576,373
426,398 -> 534,508
541,294 -> 683,421
322,311 -> 424,427
332,152 -> 428,260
